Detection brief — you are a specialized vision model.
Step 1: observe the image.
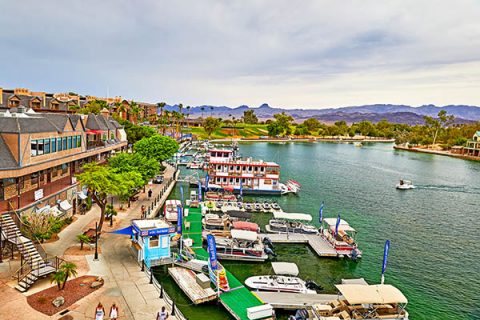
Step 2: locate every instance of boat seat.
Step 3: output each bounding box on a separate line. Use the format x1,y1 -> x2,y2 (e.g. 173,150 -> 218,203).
338,310 -> 352,320
185,222 -> 191,230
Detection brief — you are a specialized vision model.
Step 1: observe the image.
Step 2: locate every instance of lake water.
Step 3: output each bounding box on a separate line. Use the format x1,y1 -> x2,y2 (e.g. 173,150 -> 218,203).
156,142 -> 480,320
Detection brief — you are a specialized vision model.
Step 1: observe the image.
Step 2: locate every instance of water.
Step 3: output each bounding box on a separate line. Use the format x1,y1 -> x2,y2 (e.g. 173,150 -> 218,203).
156,142 -> 480,320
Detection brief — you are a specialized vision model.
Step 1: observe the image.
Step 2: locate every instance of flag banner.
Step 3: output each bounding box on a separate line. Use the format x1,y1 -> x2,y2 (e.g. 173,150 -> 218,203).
335,214 -> 341,236
240,179 -> 243,196
319,202 -> 324,224
180,185 -> 184,204
207,234 -> 218,271
382,240 -> 390,275
198,180 -> 203,201
205,174 -> 209,190
176,206 -> 183,234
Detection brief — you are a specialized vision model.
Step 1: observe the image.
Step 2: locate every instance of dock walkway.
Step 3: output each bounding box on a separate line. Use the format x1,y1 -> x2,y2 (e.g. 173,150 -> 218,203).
260,233 -> 338,257
254,292 -> 338,309
168,267 -> 217,304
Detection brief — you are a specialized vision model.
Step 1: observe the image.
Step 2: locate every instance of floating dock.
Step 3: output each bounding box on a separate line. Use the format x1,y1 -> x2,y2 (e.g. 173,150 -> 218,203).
254,292 -> 338,310
260,233 -> 338,257
168,267 -> 217,304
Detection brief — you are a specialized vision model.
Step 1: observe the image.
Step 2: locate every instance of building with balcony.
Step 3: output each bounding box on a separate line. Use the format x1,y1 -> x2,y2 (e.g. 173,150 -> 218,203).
0,106 -> 127,216
463,131 -> 480,158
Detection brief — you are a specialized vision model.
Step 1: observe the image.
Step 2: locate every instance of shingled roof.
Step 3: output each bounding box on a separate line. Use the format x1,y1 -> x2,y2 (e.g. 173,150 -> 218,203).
0,116 -> 59,133
0,136 -> 18,168
85,114 -> 108,130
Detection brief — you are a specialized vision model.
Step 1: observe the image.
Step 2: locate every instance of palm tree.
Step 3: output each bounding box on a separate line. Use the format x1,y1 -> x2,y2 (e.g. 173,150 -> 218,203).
157,102 -> 166,134
117,102 -> 127,120
186,106 -> 191,128
130,101 -> 140,123
210,106 -> 214,116
201,106 -> 205,119
77,234 -> 91,250
61,262 -> 78,289
51,270 -> 66,290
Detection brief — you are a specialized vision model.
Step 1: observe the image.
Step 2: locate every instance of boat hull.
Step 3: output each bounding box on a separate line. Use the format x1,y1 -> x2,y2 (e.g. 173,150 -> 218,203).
265,224 -> 318,235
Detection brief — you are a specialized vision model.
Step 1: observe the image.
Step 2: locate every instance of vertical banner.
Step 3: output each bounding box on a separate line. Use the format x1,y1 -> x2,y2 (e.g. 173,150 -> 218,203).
180,185 -> 184,205
176,205 -> 183,234
319,201 -> 324,224
381,240 -> 390,284
240,179 -> 243,197
206,234 -> 218,271
334,214 -> 341,237
198,180 -> 203,202
205,174 -> 209,191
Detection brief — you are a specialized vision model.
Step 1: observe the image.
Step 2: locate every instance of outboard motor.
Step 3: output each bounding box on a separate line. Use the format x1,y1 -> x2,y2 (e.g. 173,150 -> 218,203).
351,248 -> 359,261
305,280 -> 323,292
264,246 -> 277,257
262,237 -> 274,250
294,309 -> 308,320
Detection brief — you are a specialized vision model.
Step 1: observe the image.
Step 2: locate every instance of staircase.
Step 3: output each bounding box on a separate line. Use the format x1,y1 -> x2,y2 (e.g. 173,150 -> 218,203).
1,213 -> 59,292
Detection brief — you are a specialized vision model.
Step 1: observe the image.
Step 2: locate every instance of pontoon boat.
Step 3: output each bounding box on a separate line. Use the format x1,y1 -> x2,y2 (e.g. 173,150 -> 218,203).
266,212 -> 318,234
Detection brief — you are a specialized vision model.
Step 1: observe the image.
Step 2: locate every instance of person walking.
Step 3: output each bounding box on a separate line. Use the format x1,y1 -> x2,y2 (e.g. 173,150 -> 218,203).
148,188 -> 153,199
95,302 -> 105,320
141,205 -> 146,219
109,303 -> 119,320
156,306 -> 169,320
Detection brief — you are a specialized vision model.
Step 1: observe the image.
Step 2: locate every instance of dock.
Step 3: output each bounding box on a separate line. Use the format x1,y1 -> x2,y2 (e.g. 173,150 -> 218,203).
168,267 -> 217,304
254,292 -> 338,309
260,233 -> 338,257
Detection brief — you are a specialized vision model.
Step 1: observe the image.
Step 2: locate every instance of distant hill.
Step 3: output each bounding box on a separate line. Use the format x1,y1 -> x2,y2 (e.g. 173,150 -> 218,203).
162,103 -> 480,124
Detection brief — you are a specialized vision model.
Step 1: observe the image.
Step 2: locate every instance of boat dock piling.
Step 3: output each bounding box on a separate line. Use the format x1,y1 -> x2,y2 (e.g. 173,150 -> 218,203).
260,233 -> 338,257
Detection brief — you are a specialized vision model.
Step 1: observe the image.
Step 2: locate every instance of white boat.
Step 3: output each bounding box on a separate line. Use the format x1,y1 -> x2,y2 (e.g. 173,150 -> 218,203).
202,213 -> 231,231
206,230 -> 272,262
245,262 -> 319,294
313,283 -> 409,320
321,218 -> 362,260
266,212 -> 318,234
164,199 -> 182,222
396,179 -> 415,190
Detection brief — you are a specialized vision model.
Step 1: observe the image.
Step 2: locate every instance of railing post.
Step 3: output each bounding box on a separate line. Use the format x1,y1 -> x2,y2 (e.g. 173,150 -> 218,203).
159,287 -> 163,298
149,270 -> 153,284
171,303 -> 176,316
141,259 -> 145,272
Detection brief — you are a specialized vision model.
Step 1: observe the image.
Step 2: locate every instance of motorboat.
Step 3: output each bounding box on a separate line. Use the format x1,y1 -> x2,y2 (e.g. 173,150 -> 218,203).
216,201 -> 224,209
245,203 -> 253,211
254,203 -> 262,211
245,262 -> 320,294
266,212 -> 318,234
262,202 -> 271,210
396,180 -> 415,190
164,199 -> 182,222
232,221 -> 260,233
271,203 -> 281,211
206,230 -> 273,262
237,202 -> 243,209
313,282 -> 409,320
202,221 -> 260,238
202,213 -> 231,231
321,218 -> 362,260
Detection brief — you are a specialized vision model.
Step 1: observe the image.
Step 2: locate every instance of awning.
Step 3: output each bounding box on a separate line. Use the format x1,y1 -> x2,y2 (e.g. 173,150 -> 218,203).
323,218 -> 356,231
335,284 -> 408,305
272,262 -> 299,276
86,130 -> 104,135
77,192 -> 87,200
230,229 -> 258,241
110,226 -> 134,236
273,212 -> 313,222
232,221 -> 259,232
59,200 -> 72,211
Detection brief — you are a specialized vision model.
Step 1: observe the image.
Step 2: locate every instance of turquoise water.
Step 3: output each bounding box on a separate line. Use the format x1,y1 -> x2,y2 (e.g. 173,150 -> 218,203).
158,142 -> 480,320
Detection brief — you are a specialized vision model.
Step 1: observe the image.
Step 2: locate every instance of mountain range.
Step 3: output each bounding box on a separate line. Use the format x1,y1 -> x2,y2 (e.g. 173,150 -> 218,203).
163,103 -> 480,125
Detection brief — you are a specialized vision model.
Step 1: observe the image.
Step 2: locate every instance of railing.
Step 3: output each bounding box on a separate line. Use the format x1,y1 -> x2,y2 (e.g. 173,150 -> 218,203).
87,140 -> 106,149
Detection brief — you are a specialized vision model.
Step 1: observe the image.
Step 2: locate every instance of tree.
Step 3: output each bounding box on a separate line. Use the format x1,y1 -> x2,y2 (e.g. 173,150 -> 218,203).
294,124 -> 309,136
134,135 -> 179,163
357,120 -> 376,136
60,262 -> 78,289
200,106 -> 205,118
51,270 -> 66,290
123,121 -> 156,144
203,117 -> 222,138
77,234 -> 91,250
77,100 -> 108,115
130,101 -> 141,123
424,110 -> 455,146
303,118 -> 320,133
108,152 -> 160,183
267,121 -> 283,137
243,110 -> 258,124
157,102 -> 166,134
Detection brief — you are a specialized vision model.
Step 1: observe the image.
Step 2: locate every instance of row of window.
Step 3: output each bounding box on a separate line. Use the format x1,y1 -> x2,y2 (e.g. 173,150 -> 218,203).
215,165 -> 267,172
214,177 -> 278,185
31,136 -> 82,157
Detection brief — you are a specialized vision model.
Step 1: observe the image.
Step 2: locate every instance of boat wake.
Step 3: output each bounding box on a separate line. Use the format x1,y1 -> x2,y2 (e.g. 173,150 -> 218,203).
414,185 -> 480,195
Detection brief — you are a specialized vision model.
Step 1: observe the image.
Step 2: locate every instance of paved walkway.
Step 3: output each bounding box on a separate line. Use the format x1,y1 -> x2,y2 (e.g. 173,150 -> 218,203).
0,164 -> 181,320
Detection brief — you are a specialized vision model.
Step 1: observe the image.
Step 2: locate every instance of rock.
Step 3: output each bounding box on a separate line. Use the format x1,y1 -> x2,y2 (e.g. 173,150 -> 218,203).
90,281 -> 103,289
52,296 -> 65,307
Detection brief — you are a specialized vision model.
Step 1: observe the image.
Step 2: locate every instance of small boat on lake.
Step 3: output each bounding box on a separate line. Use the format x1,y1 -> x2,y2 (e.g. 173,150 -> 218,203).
164,199 -> 182,222
271,202 -> 281,211
321,218 -> 362,259
396,179 -> 415,190
254,203 -> 262,211
266,212 -> 318,234
263,202 -> 271,210
245,203 -> 253,211
245,262 -> 320,294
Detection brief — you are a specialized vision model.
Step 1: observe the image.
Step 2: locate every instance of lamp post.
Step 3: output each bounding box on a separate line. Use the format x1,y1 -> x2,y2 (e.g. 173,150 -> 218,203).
0,223 -> 3,263
94,221 -> 99,261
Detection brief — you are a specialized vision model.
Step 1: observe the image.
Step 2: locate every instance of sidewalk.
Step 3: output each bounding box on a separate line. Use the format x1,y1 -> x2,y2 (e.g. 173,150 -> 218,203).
0,164 -> 181,320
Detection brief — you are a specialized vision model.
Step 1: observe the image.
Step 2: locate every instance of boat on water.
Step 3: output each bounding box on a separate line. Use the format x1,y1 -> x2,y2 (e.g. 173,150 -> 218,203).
254,203 -> 262,211
321,218 -> 362,259
245,203 -> 253,211
205,191 -> 237,201
271,202 -> 281,211
262,202 -> 271,210
164,199 -> 182,222
266,212 -> 318,234
202,213 -> 231,231
354,141 -> 363,147
204,229 -> 274,262
245,262 -> 320,294
312,282 -> 409,320
232,221 -> 260,233
396,179 -> 415,190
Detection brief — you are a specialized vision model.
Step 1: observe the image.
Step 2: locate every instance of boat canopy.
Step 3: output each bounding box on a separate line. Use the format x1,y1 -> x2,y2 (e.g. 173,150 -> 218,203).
271,262 -> 299,276
323,218 -> 356,232
341,278 -> 368,285
273,212 -> 313,222
224,210 -> 252,220
231,229 -> 258,241
335,284 -> 408,305
232,221 -> 259,232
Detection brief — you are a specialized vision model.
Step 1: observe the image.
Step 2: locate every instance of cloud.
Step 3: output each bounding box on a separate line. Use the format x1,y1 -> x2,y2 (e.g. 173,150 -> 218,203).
1,0 -> 480,108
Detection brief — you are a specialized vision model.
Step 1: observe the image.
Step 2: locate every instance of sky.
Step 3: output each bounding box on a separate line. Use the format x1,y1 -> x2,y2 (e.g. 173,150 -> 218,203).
1,0 -> 480,109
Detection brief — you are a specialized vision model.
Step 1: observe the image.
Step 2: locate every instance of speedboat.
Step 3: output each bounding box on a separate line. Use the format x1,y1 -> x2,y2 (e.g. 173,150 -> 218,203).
266,212 -> 318,234
245,203 -> 253,211
216,201 -> 224,209
271,203 -> 281,211
237,202 -> 243,209
254,203 -> 262,211
245,262 -> 320,294
321,218 -> 362,260
396,179 -> 415,190
263,202 -> 271,210
164,200 -> 182,222
202,213 -> 231,231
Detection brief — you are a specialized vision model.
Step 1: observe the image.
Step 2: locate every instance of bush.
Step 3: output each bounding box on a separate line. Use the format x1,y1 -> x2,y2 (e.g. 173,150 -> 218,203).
86,197 -> 93,210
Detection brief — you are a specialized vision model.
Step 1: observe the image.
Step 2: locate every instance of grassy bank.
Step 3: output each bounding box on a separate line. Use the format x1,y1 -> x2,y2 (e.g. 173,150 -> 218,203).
185,124 -> 269,139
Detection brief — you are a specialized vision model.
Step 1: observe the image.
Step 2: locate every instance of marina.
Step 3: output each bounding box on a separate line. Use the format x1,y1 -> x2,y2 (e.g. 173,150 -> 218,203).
167,267 -> 217,304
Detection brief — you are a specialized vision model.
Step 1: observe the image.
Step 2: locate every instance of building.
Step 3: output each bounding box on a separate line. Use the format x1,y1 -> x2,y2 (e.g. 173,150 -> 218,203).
463,131 -> 480,157
0,106 -> 127,216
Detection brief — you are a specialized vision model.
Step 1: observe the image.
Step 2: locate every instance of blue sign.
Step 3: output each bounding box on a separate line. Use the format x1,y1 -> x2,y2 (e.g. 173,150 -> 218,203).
240,179 -> 243,196
198,180 -> 203,201
180,185 -> 184,204
334,214 -> 341,237
205,174 -> 209,190
319,202 -> 324,224
177,206 -> 183,234
382,240 -> 390,275
207,234 -> 218,271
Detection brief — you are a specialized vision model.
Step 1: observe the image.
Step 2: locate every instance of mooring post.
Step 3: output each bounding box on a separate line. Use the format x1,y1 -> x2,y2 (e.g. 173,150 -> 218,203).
141,259 -> 145,272
171,303 -> 176,316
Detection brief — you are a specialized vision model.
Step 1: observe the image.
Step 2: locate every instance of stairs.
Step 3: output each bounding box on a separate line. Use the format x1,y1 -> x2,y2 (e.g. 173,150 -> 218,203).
1,213 -> 56,292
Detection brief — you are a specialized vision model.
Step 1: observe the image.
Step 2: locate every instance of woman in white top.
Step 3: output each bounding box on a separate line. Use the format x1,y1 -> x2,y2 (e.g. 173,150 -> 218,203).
109,303 -> 119,320
95,303 -> 105,320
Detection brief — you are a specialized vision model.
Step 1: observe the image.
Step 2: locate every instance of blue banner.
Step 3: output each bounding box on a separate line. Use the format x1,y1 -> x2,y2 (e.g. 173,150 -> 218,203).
198,180 -> 202,201
382,240 -> 390,275
180,185 -> 184,204
205,174 -> 209,191
207,234 -> 218,271
319,202 -> 324,224
177,206 -> 183,234
240,179 -> 243,196
335,214 -> 341,236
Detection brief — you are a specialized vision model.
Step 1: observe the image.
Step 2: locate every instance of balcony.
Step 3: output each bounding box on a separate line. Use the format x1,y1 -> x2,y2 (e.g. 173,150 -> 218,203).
87,141 -> 106,150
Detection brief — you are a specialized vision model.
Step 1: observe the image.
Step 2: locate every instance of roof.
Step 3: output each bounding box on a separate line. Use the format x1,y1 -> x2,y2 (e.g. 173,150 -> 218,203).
335,284 -> 408,305
272,212 -> 313,222
0,136 -> 18,168
85,114 -> 108,131
0,115 -> 60,133
272,262 -> 299,276
341,278 -> 368,285
232,221 -> 259,232
133,219 -> 170,230
475,131 -> 480,136
230,229 -> 258,241
323,218 -> 355,231
42,114 -> 70,132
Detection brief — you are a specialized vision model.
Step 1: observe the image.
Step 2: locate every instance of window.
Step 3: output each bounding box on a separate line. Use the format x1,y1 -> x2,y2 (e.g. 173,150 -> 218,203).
31,140 -> 37,156
161,236 -> 169,248
44,139 -> 50,154
77,135 -> 81,147
61,164 -> 68,175
72,136 -> 76,148
31,173 -> 39,185
37,139 -> 44,155
236,166 -> 240,171
57,138 -> 62,151
149,235 -> 159,248
62,137 -> 67,150
51,138 -> 56,152
67,136 -> 72,149
110,133 -> 115,140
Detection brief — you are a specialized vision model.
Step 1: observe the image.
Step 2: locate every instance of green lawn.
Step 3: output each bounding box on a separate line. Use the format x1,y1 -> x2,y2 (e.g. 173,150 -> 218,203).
184,124 -> 269,139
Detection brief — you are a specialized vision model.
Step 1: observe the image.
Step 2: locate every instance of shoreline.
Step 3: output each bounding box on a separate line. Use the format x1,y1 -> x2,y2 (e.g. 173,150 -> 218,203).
393,145 -> 480,162
211,137 -> 395,143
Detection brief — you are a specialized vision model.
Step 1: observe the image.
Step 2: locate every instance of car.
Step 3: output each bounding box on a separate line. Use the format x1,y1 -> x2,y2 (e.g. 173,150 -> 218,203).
153,175 -> 164,184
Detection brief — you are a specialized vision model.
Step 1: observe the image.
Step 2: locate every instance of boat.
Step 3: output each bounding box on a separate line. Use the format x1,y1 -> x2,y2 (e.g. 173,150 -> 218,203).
321,218 -> 362,259
312,282 -> 409,320
202,221 -> 260,238
354,141 -> 363,147
164,199 -> 182,222
266,212 -> 318,234
254,203 -> 262,211
396,179 -> 415,190
244,203 -> 253,211
271,203 -> 281,211
262,202 -> 271,210
245,262 -> 320,294
206,230 -> 273,262
202,213 -> 231,231
232,221 -> 260,233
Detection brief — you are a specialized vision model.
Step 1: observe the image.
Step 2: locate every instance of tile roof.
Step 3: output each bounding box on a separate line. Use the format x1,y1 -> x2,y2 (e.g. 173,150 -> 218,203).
0,136 -> 18,168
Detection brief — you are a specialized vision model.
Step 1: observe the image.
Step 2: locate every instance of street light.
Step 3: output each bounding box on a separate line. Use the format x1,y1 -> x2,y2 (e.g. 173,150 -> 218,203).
94,221 -> 99,261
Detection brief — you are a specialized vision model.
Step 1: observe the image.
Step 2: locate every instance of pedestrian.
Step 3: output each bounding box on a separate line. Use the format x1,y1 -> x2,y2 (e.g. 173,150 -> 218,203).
109,303 -> 119,320
156,306 -> 169,320
141,205 -> 146,218
95,302 -> 105,320
148,188 -> 153,199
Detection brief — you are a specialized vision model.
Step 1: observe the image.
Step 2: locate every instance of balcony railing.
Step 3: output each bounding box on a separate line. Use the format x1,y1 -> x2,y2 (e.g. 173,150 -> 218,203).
87,141 -> 106,149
